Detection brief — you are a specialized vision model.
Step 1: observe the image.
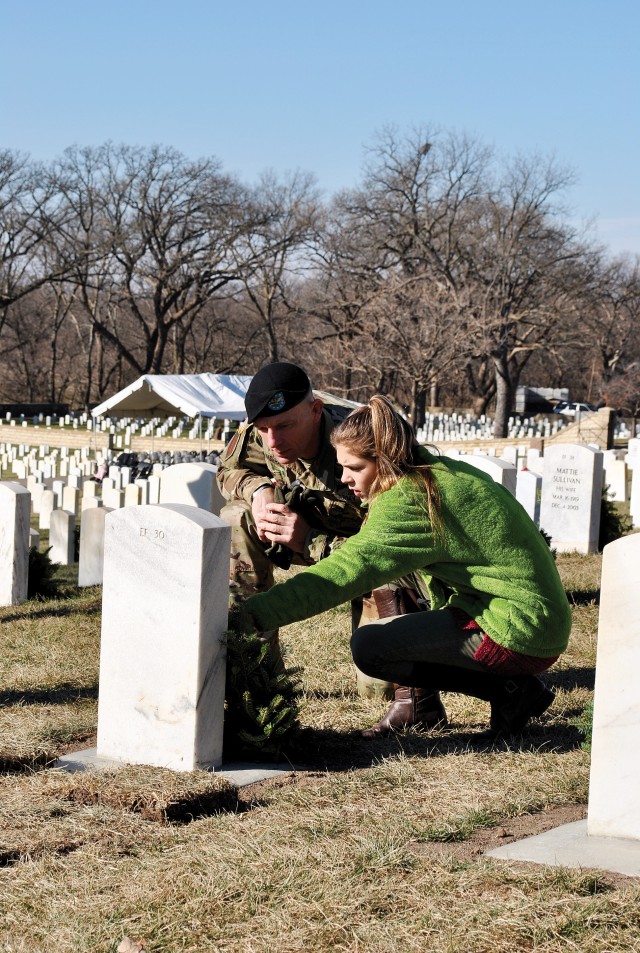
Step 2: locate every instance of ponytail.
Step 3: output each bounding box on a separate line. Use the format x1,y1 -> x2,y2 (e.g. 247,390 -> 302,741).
331,396 -> 444,540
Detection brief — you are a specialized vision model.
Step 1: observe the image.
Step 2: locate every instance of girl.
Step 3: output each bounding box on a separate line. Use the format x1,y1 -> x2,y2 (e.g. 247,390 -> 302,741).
241,396 -> 571,738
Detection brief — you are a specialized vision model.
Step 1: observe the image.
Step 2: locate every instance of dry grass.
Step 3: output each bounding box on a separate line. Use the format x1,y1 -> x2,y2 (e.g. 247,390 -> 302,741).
2,549 -> 638,952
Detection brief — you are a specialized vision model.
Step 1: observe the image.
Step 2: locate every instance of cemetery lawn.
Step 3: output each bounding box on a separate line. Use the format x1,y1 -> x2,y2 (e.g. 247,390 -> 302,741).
2,552 -> 640,952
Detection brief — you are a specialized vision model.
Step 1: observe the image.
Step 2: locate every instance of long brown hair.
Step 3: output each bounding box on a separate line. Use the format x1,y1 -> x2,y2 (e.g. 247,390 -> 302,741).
331,395 -> 443,539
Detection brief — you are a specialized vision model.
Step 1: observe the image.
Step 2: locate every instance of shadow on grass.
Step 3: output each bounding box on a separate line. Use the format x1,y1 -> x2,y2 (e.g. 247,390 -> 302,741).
0,598 -> 101,624
546,666 -> 595,692
285,721 -> 585,772
565,589 -> 600,606
0,683 -> 98,707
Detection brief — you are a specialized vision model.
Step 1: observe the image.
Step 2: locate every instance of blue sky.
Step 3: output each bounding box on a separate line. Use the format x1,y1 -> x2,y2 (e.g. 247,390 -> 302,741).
3,0 -> 638,256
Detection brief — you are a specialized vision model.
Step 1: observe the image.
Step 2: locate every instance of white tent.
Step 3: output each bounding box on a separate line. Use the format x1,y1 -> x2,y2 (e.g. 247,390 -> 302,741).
91,373 -> 252,421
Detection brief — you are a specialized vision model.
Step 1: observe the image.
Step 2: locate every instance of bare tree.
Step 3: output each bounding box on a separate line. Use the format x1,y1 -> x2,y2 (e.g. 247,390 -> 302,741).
0,150 -> 73,343
50,143 -> 253,384
229,169 -> 322,364
449,155 -> 587,435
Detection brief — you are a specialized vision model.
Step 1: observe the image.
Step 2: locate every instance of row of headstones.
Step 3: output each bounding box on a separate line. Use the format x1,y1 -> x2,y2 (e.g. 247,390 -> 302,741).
414,413 -> 637,445
0,462 -> 224,602
443,438 -> 640,552
1,412 -> 232,443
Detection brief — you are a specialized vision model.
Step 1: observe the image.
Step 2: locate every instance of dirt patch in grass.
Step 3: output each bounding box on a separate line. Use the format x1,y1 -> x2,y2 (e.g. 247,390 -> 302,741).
42,765 -> 239,823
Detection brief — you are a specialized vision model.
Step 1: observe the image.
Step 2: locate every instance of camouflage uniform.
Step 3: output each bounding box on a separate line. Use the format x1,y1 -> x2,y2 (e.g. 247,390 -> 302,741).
216,406 -> 364,600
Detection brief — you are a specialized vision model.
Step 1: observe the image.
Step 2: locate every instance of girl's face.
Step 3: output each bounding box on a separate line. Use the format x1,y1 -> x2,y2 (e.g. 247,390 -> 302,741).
335,444 -> 378,501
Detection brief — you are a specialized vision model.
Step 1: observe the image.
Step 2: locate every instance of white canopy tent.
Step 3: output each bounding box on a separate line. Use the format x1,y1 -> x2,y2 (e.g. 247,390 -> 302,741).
91,373 -> 252,421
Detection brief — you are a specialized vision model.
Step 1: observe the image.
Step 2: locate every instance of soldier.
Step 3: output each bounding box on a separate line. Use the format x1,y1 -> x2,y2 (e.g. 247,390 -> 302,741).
217,363 -> 362,599
217,362 -> 447,734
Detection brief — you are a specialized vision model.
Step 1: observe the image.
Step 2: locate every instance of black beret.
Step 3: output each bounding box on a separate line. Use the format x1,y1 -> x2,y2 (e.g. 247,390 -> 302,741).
245,362 -> 312,423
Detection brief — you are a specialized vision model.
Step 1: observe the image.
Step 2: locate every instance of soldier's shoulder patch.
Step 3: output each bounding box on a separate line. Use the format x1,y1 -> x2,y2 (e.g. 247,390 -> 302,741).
225,423 -> 249,456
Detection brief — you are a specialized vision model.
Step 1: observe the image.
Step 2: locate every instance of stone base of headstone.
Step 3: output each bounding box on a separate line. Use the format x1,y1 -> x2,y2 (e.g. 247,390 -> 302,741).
54,746 -> 296,789
486,820 -> 640,877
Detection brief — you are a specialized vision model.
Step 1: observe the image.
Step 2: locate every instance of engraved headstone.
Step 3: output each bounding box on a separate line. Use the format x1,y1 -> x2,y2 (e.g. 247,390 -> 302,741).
0,482 -> 30,605
97,505 -> 230,770
539,444 -> 603,554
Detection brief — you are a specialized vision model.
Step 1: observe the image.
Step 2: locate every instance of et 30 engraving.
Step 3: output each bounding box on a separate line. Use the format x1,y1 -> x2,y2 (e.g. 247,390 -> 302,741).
139,527 -> 166,540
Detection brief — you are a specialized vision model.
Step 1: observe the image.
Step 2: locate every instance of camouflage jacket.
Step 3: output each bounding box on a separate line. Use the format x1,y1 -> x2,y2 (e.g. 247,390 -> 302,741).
216,408 -> 364,561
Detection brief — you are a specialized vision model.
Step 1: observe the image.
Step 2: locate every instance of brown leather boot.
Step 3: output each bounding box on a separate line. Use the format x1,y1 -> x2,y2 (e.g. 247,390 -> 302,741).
361,684 -> 448,737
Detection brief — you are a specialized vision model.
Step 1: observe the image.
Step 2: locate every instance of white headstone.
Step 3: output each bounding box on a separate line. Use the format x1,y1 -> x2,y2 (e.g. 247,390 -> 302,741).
147,475 -> 161,504
30,481 -> 45,515
0,482 -> 30,605
515,468 -> 542,525
588,533 -> 640,839
96,504 -> 230,771
102,486 -> 124,509
62,485 -> 80,516
627,438 -> 640,471
83,480 -> 98,500
124,483 -> 141,507
29,527 -> 40,551
159,462 -> 224,514
81,496 -> 103,512
539,444 -> 603,554
134,478 -> 150,504
52,479 -> 65,507
463,455 -> 517,496
49,509 -> 75,565
603,459 -> 628,503
38,489 -> 56,530
78,506 -> 111,586
631,469 -> 640,529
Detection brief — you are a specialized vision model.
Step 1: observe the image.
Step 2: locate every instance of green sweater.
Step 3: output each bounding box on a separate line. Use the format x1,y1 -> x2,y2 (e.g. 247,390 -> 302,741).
245,451 -> 571,658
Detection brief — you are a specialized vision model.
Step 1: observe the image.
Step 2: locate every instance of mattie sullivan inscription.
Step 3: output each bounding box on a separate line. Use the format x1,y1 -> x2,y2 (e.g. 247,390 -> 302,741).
551,461 -> 582,511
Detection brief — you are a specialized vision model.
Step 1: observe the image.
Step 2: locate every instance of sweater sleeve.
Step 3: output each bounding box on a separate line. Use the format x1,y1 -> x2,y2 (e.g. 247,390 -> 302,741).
244,480 -> 435,632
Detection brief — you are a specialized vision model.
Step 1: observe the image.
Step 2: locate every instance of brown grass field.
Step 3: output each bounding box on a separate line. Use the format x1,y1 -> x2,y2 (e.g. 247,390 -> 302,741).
1,546 -> 640,952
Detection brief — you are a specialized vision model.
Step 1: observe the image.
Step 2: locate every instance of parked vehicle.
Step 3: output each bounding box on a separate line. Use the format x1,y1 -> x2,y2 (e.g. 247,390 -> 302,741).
554,401 -> 597,417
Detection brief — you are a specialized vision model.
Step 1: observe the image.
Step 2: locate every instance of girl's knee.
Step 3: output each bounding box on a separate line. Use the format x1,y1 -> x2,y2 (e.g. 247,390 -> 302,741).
350,622 -> 385,674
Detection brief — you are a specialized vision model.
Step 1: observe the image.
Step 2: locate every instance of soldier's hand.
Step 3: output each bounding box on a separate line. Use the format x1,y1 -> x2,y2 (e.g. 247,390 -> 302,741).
259,502 -> 309,554
251,487 -> 275,542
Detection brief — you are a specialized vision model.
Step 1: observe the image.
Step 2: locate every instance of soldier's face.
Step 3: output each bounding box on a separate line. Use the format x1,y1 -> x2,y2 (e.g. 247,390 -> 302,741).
335,444 -> 377,501
254,398 -> 323,463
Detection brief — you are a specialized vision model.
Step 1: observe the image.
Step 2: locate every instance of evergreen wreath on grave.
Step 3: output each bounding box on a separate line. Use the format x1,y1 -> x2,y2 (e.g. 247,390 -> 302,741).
223,626 -> 303,760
